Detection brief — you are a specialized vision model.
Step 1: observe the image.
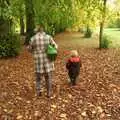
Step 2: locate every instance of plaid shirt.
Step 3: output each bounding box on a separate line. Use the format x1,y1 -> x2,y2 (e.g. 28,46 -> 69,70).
30,32 -> 58,73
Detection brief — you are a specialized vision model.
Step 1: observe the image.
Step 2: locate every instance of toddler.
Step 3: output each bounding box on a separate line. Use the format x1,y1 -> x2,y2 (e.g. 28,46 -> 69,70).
66,50 -> 82,85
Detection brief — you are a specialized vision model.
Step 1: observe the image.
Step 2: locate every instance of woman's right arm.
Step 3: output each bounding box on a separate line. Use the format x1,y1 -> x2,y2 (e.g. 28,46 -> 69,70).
27,36 -> 35,52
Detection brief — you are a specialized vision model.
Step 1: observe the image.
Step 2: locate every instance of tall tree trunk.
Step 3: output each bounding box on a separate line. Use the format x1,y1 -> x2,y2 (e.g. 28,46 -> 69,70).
25,0 -> 35,44
99,0 -> 107,49
99,22 -> 104,48
20,15 -> 25,35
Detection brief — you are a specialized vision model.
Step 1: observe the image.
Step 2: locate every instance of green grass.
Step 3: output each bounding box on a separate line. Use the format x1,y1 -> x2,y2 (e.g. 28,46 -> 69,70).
56,28 -> 120,48
95,28 -> 120,48
97,28 -> 120,48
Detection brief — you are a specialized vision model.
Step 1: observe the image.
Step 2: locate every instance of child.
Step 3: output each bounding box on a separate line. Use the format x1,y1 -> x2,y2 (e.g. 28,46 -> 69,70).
66,50 -> 82,86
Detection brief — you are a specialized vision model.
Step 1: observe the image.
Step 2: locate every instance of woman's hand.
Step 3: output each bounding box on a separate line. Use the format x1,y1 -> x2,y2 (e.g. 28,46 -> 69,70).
27,45 -> 32,52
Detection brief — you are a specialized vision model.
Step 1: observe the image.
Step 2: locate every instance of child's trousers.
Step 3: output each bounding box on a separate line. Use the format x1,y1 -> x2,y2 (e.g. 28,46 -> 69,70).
36,72 -> 52,96
69,76 -> 77,85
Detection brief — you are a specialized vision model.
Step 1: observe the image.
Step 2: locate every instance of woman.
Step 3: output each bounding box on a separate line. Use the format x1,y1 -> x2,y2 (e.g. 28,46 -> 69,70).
29,25 -> 58,97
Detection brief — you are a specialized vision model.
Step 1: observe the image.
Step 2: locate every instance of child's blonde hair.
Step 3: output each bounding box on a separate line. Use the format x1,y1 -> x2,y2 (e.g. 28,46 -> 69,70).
70,50 -> 79,57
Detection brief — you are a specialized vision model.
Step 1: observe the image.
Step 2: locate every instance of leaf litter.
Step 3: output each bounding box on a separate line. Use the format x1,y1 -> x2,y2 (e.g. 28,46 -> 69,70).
0,45 -> 120,119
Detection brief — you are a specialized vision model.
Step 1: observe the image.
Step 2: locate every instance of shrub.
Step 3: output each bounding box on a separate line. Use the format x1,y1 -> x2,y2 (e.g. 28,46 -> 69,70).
101,35 -> 112,48
79,28 -> 86,33
107,22 -> 116,28
0,17 -> 10,34
84,26 -> 93,38
107,18 -> 120,28
0,34 -> 21,57
115,18 -> 120,28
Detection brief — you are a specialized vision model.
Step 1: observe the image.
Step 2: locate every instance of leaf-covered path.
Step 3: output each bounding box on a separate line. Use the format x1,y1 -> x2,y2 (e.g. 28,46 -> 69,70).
0,32 -> 120,120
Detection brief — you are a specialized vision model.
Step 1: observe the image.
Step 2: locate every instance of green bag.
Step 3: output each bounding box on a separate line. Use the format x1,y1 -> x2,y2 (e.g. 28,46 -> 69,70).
46,44 -> 57,61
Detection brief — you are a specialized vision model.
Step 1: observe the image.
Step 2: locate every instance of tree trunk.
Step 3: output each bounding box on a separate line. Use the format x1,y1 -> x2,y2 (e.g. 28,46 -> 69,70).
25,0 -> 35,44
99,0 -> 107,49
99,22 -> 104,48
20,15 -> 25,35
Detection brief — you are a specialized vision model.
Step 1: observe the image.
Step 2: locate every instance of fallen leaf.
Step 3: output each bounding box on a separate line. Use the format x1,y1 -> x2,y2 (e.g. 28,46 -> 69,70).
68,94 -> 72,99
34,111 -> 39,116
81,111 -> 87,117
60,113 -> 67,118
16,115 -> 23,119
97,106 -> 103,113
51,104 -> 57,108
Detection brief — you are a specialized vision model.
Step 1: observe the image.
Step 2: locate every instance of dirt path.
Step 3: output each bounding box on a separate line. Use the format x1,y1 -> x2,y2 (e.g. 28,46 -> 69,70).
0,33 -> 120,120
55,32 -> 99,48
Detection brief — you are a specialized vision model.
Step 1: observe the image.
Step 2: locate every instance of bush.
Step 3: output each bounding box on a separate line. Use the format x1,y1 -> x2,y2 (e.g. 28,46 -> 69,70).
107,22 -> 116,28
101,35 -> 112,48
115,18 -> 120,28
107,18 -> 120,28
79,28 -> 86,33
0,17 -> 10,34
0,34 -> 21,57
84,26 -> 92,38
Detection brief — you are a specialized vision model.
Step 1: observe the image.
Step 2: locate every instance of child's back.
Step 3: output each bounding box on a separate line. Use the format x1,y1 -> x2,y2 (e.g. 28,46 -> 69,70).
66,50 -> 82,85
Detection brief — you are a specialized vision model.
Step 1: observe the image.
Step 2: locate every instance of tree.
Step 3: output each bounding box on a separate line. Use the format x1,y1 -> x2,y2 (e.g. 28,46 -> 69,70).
10,0 -> 25,35
0,0 -> 11,34
72,0 -> 102,32
80,0 -> 100,37
114,0 -> 120,28
99,0 -> 107,49
0,0 -> 10,17
25,0 -> 35,44
33,0 -> 76,35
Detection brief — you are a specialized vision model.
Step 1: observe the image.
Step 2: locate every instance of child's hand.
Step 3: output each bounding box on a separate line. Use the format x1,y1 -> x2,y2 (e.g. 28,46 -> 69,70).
64,51 -> 69,55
